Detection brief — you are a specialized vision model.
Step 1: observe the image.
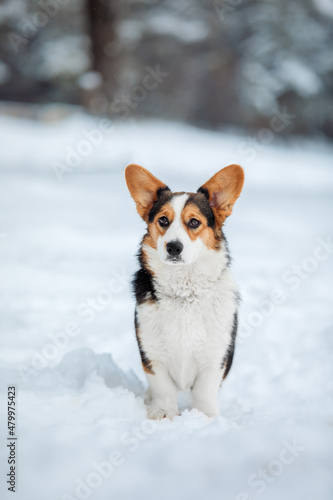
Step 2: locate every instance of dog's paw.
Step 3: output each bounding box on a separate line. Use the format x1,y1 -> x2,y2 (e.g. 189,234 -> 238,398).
147,404 -> 177,420
192,403 -> 219,419
201,409 -> 219,419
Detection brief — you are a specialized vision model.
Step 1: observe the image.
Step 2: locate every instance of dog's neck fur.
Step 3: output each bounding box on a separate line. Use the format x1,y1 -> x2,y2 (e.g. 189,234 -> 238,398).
143,243 -> 230,301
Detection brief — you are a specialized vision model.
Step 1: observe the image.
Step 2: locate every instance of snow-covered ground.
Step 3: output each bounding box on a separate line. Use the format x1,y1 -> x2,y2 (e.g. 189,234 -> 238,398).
0,112 -> 333,500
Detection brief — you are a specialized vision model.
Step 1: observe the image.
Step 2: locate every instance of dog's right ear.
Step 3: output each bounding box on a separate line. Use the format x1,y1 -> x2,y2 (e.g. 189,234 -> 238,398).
125,164 -> 168,221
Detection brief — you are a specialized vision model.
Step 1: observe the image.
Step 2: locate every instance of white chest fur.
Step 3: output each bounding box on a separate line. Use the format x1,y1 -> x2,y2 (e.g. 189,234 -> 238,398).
137,245 -> 238,391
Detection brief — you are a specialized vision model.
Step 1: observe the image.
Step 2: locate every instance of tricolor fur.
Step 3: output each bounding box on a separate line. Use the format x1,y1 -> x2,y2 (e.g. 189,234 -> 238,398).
125,164 -> 244,419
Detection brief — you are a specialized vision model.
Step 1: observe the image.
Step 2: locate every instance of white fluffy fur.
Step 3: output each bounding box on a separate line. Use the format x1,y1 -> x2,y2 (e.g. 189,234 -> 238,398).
137,195 -> 239,419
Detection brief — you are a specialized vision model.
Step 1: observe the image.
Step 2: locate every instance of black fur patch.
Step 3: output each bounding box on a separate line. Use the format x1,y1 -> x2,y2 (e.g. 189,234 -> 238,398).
186,191 -> 215,228
132,237 -> 158,305
132,266 -> 157,305
197,186 -> 209,200
134,310 -> 154,374
222,234 -> 232,268
148,186 -> 173,223
221,311 -> 238,379
132,241 -> 157,373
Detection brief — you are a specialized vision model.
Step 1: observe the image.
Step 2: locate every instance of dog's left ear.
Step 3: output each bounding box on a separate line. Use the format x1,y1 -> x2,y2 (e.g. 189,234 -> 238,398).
125,164 -> 168,221
198,165 -> 244,224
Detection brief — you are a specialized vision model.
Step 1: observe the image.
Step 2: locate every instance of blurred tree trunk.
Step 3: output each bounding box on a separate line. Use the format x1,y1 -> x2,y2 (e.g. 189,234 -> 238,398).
87,0 -> 115,111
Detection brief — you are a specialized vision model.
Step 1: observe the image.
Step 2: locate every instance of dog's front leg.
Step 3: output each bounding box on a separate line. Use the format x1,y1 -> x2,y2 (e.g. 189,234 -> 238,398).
191,368 -> 222,418
146,365 -> 178,420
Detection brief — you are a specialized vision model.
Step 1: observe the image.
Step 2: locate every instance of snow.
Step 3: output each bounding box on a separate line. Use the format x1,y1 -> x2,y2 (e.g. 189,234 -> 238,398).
313,0 -> 333,17
278,59 -> 323,97
146,14 -> 209,43
0,112 -> 333,500
37,36 -> 91,79
77,72 -> 103,91
0,0 -> 26,21
117,14 -> 209,45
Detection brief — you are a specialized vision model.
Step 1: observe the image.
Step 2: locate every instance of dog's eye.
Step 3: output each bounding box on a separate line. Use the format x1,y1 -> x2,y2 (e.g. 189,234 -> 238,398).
188,218 -> 201,229
158,216 -> 169,228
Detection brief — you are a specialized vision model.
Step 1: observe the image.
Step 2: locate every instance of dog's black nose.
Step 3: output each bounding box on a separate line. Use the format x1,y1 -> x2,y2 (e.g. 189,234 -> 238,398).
166,240 -> 183,257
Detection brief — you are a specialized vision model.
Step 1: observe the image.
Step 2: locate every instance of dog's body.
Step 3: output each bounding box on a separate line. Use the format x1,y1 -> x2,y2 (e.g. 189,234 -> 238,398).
125,165 -> 244,419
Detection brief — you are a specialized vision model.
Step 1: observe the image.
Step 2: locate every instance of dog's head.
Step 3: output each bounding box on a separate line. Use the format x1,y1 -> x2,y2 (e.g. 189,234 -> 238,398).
125,164 -> 244,266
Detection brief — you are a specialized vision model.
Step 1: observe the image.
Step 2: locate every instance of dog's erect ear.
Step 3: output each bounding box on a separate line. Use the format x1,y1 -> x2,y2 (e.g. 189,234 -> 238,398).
125,164 -> 168,221
198,165 -> 244,224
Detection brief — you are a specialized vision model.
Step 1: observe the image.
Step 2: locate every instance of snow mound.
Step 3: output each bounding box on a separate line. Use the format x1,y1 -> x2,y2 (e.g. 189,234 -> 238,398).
54,348 -> 143,394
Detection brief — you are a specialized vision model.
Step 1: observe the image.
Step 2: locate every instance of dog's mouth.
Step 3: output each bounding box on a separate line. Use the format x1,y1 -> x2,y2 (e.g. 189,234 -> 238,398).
165,256 -> 184,265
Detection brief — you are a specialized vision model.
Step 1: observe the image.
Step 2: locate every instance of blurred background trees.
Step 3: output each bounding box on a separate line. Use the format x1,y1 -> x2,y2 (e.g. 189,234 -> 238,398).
0,0 -> 332,137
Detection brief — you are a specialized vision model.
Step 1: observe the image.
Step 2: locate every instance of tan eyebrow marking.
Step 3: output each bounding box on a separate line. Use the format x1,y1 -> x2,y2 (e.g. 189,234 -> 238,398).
143,202 -> 175,250
181,203 -> 221,249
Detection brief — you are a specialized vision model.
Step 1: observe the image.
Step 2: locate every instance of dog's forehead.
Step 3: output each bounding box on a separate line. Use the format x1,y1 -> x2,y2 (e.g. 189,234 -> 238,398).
169,193 -> 189,217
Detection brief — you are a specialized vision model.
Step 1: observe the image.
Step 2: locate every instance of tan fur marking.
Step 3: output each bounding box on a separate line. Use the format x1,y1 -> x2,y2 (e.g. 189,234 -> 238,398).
143,362 -> 154,375
181,203 -> 219,250
143,203 -> 175,250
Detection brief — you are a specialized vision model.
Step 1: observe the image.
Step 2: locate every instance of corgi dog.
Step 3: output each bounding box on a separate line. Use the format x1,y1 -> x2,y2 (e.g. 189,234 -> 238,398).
125,164 -> 244,419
